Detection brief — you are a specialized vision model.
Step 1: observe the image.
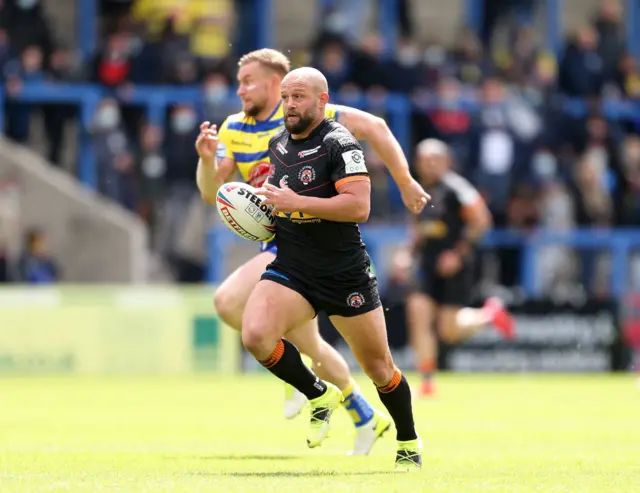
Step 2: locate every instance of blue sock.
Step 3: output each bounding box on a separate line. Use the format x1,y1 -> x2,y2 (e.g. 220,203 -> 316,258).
341,380 -> 375,428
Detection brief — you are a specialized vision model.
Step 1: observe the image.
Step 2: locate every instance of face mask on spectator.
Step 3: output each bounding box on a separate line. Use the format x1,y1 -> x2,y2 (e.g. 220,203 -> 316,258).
172,111 -> 196,134
440,90 -> 459,110
424,46 -> 446,67
96,105 -> 120,130
205,85 -> 228,105
533,152 -> 557,179
397,45 -> 420,67
17,0 -> 39,9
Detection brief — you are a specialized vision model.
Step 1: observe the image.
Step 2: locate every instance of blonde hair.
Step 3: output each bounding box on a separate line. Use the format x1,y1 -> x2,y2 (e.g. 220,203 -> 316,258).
238,49 -> 291,78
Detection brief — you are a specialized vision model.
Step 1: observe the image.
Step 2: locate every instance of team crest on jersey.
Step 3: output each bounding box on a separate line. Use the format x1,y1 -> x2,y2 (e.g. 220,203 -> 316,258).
298,145 -> 321,158
298,165 -> 316,185
347,292 -> 365,308
276,142 -> 288,155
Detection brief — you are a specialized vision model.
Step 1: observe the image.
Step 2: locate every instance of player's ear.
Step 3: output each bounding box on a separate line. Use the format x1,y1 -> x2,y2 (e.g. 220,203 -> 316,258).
319,92 -> 329,105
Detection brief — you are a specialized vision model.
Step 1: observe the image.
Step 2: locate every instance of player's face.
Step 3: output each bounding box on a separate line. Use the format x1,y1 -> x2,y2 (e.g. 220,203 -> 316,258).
280,80 -> 323,134
416,153 -> 447,184
237,61 -> 272,117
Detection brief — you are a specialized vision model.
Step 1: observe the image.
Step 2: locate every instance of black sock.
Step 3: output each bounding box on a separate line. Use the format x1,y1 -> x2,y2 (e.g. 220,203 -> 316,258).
376,369 -> 418,442
259,339 -> 326,400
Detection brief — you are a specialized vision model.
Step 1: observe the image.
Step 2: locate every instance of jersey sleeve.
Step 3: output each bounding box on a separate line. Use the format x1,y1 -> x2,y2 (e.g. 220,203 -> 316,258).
215,118 -> 235,161
327,131 -> 370,190
324,103 -> 343,121
445,173 -> 483,218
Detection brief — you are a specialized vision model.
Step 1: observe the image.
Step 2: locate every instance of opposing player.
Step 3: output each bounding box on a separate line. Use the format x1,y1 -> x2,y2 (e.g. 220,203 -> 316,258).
406,139 -> 515,397
244,66 -> 421,470
196,49 -> 429,455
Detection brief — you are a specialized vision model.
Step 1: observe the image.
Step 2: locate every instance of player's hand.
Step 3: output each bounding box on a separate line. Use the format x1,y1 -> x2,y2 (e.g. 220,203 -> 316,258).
255,180 -> 302,214
436,250 -> 462,277
195,121 -> 219,163
399,177 -> 430,214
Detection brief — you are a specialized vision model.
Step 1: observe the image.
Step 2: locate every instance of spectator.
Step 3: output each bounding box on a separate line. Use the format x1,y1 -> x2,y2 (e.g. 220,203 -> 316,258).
412,77 -> 472,166
4,45 -> 47,144
42,47 -> 84,166
593,0 -> 625,83
559,25 -> 604,97
312,35 -> 353,93
449,28 -> 491,87
137,123 -> 166,241
615,52 -> 640,99
468,78 -> 525,222
0,0 -> 55,63
91,98 -> 138,211
349,33 -> 388,91
389,37 -> 425,94
617,135 -> 640,225
159,104 -> 200,267
17,228 -> 60,284
93,32 -> 131,87
202,71 -> 239,126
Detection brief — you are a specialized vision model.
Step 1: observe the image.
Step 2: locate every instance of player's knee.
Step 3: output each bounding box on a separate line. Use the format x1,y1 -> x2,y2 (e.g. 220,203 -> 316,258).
213,288 -> 240,328
439,329 -> 459,345
438,311 -> 460,344
361,354 -> 396,387
241,318 -> 277,356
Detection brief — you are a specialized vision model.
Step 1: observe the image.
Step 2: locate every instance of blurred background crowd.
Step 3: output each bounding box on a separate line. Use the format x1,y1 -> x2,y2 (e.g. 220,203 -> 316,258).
0,0 -> 639,304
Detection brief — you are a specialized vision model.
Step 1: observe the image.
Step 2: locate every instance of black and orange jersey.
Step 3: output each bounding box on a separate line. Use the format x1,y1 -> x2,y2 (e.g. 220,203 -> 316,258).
267,118 -> 371,279
415,171 -> 483,265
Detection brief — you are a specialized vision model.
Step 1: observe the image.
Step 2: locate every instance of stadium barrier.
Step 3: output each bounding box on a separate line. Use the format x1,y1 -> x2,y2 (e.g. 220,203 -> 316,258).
0,286 -> 240,375
440,298 -> 630,372
2,81 -> 639,212
0,285 -> 633,374
207,226 -> 640,299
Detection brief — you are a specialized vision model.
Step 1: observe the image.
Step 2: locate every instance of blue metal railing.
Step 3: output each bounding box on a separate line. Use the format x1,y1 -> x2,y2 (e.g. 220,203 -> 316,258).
206,226 -> 640,299
2,81 -> 639,192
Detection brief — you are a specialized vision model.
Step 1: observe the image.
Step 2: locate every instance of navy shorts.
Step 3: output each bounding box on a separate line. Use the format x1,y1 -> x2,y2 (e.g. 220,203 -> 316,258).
260,262 -> 381,318
413,261 -> 473,307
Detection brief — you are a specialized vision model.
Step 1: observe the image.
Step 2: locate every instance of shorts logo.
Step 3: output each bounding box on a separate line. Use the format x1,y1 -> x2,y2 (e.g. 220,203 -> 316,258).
298,165 -> 316,185
276,142 -> 288,155
347,292 -> 365,308
298,145 -> 321,158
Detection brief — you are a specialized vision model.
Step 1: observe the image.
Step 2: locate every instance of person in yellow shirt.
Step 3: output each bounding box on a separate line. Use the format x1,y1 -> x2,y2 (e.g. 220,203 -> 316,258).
132,0 -> 233,61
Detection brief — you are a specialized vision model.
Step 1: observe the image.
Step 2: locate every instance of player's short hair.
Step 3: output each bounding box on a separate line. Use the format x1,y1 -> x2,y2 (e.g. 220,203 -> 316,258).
416,138 -> 450,158
238,49 -> 291,78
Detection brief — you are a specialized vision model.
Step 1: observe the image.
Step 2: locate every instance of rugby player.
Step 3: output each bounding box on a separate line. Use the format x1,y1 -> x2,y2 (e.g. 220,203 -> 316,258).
406,139 -> 515,397
244,66 -> 421,470
196,49 -> 429,455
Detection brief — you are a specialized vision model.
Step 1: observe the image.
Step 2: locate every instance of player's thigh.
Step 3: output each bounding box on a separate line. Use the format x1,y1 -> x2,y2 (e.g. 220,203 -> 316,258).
437,305 -> 463,343
214,251 -> 275,315
285,317 -> 323,355
242,279 -> 316,349
330,306 -> 395,386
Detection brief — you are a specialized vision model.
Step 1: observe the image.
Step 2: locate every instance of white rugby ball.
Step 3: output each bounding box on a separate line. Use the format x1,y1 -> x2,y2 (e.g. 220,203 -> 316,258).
216,182 -> 276,242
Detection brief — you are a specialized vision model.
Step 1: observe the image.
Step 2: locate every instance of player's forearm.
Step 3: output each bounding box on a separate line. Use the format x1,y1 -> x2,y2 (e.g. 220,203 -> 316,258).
454,220 -> 491,257
196,157 -> 222,204
361,118 -> 413,187
297,194 -> 370,223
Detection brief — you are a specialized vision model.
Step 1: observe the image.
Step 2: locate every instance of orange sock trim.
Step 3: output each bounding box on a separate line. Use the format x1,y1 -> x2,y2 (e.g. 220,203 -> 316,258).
419,360 -> 435,373
377,367 -> 402,393
260,340 -> 285,369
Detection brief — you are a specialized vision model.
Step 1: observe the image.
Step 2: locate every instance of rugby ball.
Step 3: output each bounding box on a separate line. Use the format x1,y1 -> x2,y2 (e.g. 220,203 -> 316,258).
216,182 -> 276,242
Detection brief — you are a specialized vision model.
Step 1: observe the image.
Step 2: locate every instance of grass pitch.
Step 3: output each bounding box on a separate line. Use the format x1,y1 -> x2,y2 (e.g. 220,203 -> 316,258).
0,373 -> 638,492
